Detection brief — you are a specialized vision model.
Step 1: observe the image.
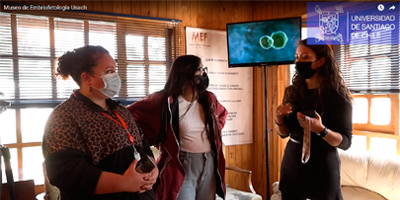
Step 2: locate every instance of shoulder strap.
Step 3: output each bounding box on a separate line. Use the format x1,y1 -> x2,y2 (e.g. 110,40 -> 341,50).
1,146 -> 17,200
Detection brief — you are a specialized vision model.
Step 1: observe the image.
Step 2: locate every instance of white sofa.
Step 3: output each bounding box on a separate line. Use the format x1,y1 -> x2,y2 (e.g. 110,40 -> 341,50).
271,150 -> 400,200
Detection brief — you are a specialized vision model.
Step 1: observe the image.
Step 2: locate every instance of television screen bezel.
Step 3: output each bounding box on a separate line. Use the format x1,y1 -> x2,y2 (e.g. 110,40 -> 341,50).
226,16 -> 302,68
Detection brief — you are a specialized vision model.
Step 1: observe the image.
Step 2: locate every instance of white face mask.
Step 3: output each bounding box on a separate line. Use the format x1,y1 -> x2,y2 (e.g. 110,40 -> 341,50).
91,72 -> 121,98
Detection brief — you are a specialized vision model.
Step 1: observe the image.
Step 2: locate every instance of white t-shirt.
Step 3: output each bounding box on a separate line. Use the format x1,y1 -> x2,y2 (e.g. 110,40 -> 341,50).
178,95 -> 211,153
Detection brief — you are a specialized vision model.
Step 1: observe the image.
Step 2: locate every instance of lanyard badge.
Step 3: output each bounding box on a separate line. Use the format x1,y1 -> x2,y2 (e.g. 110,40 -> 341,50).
133,147 -> 141,161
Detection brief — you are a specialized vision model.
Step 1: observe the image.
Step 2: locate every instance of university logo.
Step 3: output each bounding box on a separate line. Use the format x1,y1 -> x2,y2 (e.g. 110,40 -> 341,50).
315,5 -> 344,43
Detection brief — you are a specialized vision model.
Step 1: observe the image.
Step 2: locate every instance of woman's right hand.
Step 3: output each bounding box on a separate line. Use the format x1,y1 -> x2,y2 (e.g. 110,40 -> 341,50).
276,103 -> 292,124
123,159 -> 154,193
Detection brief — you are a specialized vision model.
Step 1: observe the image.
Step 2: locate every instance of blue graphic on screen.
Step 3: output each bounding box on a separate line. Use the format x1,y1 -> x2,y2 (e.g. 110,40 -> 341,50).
227,17 -> 301,67
307,2 -> 400,45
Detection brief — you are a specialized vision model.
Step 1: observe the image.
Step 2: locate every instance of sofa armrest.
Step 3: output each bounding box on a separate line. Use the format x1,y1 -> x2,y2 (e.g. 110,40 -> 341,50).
226,166 -> 256,194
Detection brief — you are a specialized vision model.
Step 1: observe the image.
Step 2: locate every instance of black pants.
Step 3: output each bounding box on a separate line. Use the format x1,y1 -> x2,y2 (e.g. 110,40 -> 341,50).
282,191 -> 307,200
282,191 -> 330,200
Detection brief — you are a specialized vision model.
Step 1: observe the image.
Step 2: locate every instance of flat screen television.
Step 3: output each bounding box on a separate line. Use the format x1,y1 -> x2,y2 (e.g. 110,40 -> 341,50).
227,17 -> 301,67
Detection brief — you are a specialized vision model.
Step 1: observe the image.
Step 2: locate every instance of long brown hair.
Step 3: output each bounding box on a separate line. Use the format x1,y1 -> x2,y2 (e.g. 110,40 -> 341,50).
163,55 -> 201,97
285,38 -> 352,109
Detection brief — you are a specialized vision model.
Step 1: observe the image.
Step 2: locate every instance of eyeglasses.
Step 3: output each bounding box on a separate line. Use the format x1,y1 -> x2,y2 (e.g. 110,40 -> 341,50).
197,66 -> 208,74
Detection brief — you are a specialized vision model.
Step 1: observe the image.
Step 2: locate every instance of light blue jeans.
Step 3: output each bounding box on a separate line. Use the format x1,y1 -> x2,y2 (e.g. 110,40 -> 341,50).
177,151 -> 216,200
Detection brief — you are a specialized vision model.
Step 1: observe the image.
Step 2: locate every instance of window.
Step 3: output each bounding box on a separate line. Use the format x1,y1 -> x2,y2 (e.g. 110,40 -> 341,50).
333,22 -> 400,156
352,94 -> 398,134
333,35 -> 399,94
0,10 -> 182,185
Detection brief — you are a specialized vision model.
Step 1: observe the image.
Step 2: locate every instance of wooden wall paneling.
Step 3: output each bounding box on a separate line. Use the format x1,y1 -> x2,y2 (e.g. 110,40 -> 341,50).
226,144 -> 236,190
253,66 -> 267,197
148,1 -> 158,17
102,1 -> 113,13
192,1 -> 204,28
89,1 -> 103,13
157,1 -> 167,18
292,1 -> 299,11
234,145 -> 244,191
173,0 -> 183,23
229,1 -> 239,23
165,1 -> 175,19
267,65 -> 291,191
180,1 -> 191,27
180,0 -> 190,54
220,1 -> 231,29
140,1 -> 150,16
112,1 -> 123,15
267,66 -> 279,191
208,1 -> 221,30
172,0 -> 183,55
241,143 -> 253,189
237,1 -> 245,23
284,1 -> 291,14
253,6 -> 261,21
252,1 -> 268,10
207,1 -> 216,29
264,3 -> 272,20
120,1 -> 131,15
130,1 -> 141,16
272,3 -> 279,19
73,0 -> 86,8
278,2 -> 285,16
251,2 -> 309,199
213,1 -> 255,193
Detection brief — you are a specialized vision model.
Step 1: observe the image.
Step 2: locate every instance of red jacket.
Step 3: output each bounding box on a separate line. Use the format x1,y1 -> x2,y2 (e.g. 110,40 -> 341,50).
128,91 -> 227,200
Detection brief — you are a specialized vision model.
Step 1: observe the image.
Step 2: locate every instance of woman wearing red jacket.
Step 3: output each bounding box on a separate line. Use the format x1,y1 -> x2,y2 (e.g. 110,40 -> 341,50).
128,55 -> 227,200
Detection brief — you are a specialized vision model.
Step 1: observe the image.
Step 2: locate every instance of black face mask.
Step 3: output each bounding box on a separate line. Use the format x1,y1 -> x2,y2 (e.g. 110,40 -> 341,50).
295,61 -> 317,79
195,73 -> 209,93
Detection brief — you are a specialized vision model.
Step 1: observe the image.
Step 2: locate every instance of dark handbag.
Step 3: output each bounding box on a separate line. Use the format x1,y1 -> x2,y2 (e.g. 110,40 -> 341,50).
0,145 -> 36,200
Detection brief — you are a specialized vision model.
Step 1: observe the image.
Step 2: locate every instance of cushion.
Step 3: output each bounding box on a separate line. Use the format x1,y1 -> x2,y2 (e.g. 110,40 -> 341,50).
216,187 -> 263,200
341,186 -> 388,200
338,150 -> 400,200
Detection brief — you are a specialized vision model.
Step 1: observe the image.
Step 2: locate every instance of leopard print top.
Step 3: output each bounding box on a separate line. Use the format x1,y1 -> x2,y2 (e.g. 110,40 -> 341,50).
43,91 -> 144,165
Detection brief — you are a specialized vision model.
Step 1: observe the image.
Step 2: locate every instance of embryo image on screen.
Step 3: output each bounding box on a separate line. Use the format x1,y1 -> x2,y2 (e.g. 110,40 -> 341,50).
228,18 -> 300,66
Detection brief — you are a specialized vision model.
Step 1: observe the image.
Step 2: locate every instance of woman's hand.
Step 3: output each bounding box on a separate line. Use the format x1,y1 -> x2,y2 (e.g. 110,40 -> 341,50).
123,159 -> 155,193
141,162 -> 159,191
297,112 -> 325,133
276,103 -> 292,124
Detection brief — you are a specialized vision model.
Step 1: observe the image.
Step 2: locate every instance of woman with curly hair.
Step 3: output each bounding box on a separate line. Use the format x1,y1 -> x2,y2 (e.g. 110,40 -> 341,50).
42,45 -> 157,200
275,38 -> 353,200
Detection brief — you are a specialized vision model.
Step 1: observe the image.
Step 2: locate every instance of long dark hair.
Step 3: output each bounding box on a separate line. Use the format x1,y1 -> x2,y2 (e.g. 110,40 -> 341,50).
56,45 -> 109,85
161,55 -> 217,141
163,55 -> 201,97
285,38 -> 352,109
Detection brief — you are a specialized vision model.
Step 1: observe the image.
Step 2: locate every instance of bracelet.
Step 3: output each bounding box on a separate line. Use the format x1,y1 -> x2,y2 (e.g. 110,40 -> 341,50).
275,119 -> 285,126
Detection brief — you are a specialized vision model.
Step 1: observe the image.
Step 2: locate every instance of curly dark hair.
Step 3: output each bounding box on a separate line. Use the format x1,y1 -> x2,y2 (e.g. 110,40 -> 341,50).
285,38 -> 352,110
56,45 -> 109,85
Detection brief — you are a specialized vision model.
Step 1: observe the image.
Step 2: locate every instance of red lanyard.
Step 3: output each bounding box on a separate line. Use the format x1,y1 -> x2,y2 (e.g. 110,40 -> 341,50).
100,111 -> 134,144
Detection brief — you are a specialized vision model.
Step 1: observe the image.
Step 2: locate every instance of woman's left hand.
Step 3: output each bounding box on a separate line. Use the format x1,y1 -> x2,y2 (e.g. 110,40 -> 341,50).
297,112 -> 325,133
141,158 -> 159,191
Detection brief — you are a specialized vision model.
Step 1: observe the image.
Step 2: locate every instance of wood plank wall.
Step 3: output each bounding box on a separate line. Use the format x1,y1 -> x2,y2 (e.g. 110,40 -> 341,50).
252,2 -> 307,199
5,1 -> 309,199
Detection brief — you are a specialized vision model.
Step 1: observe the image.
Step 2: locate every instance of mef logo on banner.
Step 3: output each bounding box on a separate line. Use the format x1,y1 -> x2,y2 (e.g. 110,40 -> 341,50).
192,32 -> 208,43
